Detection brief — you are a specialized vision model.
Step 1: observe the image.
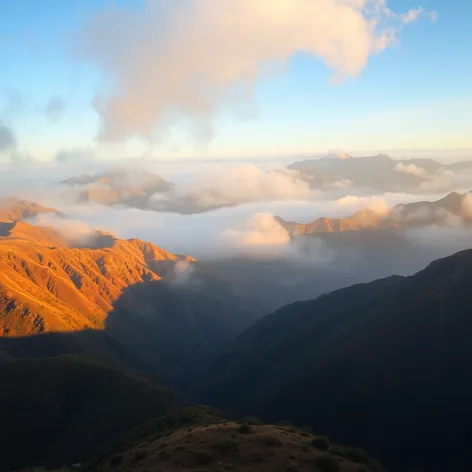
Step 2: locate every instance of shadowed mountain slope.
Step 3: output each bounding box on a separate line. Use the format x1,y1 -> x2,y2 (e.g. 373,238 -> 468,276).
203,249 -> 472,471
0,356 -> 181,471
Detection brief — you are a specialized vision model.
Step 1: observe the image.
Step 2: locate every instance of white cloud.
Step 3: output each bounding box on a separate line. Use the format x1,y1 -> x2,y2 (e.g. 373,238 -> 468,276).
400,7 -> 437,24
155,164 -> 314,210
221,212 -> 290,248
79,0 -> 431,141
336,195 -> 390,216
27,213 -> 98,246
395,162 -> 427,177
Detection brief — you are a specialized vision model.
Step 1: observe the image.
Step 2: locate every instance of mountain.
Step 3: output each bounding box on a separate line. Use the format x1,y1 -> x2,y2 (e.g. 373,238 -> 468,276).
0,356 -> 181,471
287,154 -> 470,193
202,249 -> 472,471
287,154 -> 426,191
0,196 -> 62,222
90,406 -> 386,472
277,190 -> 472,238
0,219 -> 195,336
61,168 -> 173,208
0,200 -> 257,388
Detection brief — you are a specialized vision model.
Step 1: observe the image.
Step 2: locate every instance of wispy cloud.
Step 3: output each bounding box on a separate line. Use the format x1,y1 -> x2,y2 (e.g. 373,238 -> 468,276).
44,96 -> 66,122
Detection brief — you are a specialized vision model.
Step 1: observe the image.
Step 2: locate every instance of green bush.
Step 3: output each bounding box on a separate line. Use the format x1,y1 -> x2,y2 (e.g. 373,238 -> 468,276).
313,454 -> 340,472
311,436 -> 330,451
238,423 -> 252,434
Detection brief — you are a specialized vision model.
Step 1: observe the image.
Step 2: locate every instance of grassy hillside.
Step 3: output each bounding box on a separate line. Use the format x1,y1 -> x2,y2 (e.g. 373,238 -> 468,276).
0,356 -> 181,471
90,406 -> 385,472
203,249 -> 472,471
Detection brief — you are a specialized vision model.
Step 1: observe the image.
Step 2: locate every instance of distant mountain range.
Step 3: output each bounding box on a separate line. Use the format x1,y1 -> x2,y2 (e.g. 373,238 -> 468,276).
58,155 -> 472,214
287,153 -> 472,192
276,190 -> 472,237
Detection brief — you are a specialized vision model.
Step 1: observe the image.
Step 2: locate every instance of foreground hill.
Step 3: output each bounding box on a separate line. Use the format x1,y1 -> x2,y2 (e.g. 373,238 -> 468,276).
203,249 -> 472,471
0,356 -> 181,471
90,406 -> 385,472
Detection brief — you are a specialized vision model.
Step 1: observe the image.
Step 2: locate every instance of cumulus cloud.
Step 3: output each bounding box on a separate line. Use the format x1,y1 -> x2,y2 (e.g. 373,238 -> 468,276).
336,195 -> 390,216
78,0 -> 433,141
395,162 -> 427,177
221,213 -> 290,248
44,96 -> 66,122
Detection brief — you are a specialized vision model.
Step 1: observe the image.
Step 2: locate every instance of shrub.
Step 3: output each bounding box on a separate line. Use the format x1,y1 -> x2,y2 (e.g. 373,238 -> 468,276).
301,425 -> 313,433
276,420 -> 295,427
240,416 -> 265,425
211,439 -> 240,454
193,450 -> 215,465
313,454 -> 340,472
262,435 -> 282,447
327,444 -> 346,457
342,446 -> 371,464
238,423 -> 252,434
311,436 -> 330,451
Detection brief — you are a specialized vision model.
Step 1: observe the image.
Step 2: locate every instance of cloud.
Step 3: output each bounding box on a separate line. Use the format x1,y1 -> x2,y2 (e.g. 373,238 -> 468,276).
0,121 -> 16,152
395,162 -> 427,177
151,164 -> 314,211
27,213 -> 98,246
54,148 -> 95,163
78,0 -> 430,141
461,194 -> 472,219
169,259 -> 196,285
44,96 -> 66,122
336,195 -> 390,216
221,213 -> 291,248
400,7 -> 437,24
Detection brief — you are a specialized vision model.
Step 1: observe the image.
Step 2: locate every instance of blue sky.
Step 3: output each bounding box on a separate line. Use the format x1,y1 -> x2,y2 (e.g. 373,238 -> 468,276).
0,0 -> 471,161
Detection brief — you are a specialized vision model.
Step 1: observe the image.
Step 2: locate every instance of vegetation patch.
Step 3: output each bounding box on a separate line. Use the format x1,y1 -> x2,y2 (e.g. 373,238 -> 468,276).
238,423 -> 253,434
313,453 -> 340,472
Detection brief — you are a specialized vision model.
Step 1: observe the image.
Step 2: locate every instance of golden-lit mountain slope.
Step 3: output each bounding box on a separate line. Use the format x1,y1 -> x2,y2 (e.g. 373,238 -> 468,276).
277,191 -> 472,237
0,196 -> 61,223
0,219 -> 194,336
276,209 -> 384,236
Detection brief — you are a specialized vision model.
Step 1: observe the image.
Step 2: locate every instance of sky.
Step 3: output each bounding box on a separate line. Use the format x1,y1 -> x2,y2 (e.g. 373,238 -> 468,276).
0,0 -> 471,162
